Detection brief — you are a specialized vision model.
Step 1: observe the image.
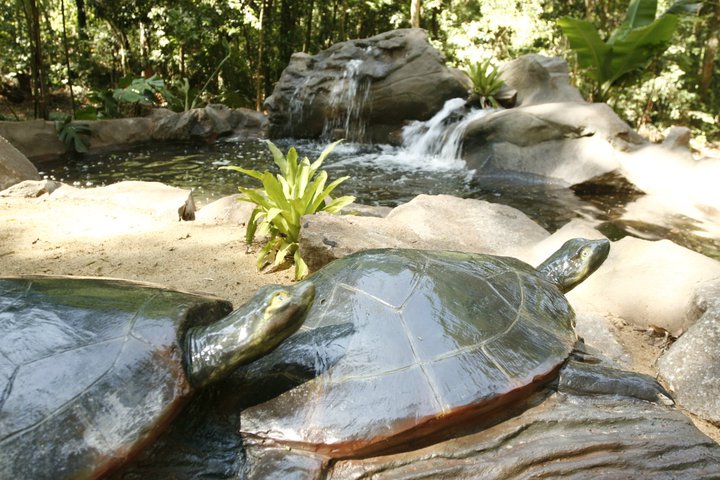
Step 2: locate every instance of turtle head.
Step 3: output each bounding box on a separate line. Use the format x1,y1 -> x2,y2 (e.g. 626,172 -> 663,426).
186,281 -> 315,388
251,282 -> 316,348
536,238 -> 610,293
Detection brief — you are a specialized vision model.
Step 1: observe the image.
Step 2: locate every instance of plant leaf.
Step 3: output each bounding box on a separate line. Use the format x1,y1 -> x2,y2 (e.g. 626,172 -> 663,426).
273,240 -> 295,268
312,175 -> 350,213
265,140 -> 287,173
245,207 -> 261,244
557,17 -> 610,83
220,165 -> 265,182
310,139 -> 342,173
323,195 -> 356,213
605,14 -> 679,89
286,147 -> 299,184
294,249 -> 309,280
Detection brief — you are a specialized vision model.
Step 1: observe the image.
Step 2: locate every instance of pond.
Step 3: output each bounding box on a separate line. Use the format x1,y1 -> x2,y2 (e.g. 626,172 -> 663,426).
38,137 -> 720,260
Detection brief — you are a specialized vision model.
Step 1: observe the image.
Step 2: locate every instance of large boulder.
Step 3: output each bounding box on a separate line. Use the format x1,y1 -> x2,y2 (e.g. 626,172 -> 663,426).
264,29 -> 468,143
299,194 -> 549,271
0,134 -> 40,190
500,54 -> 585,107
567,236 -> 720,336
151,105 -> 267,142
459,54 -> 646,185
658,278 -> 720,425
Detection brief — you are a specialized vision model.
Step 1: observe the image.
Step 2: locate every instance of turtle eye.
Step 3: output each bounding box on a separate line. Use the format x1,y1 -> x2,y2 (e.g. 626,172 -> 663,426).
580,247 -> 591,259
269,291 -> 289,310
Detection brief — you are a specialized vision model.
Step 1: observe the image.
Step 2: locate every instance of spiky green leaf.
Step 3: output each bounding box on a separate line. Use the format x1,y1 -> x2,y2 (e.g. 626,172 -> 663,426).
220,165 -> 265,181
294,250 -> 308,280
323,195 -> 356,214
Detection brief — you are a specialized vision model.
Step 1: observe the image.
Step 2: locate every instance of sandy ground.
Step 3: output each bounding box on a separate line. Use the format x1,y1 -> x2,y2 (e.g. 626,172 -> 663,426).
0,190 -> 293,307
1,185 -> 718,444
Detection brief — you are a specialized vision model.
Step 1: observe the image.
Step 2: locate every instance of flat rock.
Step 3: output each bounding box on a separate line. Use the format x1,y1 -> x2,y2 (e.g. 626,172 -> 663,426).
299,194 -> 549,271
44,181 -> 197,235
0,134 -> 40,190
195,194 -> 253,225
568,237 -> 720,336
658,277 -> 720,424
328,392 -> 720,479
0,179 -> 62,198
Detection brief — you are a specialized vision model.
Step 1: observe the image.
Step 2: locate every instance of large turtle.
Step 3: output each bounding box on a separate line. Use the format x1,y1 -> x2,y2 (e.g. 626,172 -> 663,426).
0,276 -> 314,480
238,238 -> 616,476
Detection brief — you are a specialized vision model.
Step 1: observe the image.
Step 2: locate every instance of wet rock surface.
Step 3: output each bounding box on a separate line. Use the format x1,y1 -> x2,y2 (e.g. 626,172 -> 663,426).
264,28 -> 468,143
328,392 -> 720,480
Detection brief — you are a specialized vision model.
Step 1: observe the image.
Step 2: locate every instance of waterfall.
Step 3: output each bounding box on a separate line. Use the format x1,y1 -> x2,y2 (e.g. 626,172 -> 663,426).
322,59 -> 372,142
402,98 -> 492,161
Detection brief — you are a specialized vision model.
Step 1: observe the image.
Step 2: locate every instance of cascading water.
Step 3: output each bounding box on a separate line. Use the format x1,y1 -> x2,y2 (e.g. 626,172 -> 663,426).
402,98 -> 492,162
322,58 -> 372,142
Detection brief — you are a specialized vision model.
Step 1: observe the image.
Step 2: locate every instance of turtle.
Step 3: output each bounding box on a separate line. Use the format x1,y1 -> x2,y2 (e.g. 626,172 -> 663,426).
0,275 -> 315,480
235,238 -> 633,476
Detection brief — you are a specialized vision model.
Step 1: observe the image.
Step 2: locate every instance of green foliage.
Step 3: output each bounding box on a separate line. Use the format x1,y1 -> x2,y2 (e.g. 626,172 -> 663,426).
221,141 -> 355,280
466,59 -> 504,108
0,0 -> 716,138
557,0 -> 696,100
53,115 -> 90,153
113,74 -> 178,109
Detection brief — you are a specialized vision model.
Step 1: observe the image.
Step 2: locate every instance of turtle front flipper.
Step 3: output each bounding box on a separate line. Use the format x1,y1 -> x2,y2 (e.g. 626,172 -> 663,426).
185,281 -> 315,389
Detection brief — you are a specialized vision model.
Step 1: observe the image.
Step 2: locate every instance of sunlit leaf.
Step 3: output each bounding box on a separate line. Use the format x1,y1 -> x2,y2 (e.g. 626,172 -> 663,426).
294,250 -> 308,280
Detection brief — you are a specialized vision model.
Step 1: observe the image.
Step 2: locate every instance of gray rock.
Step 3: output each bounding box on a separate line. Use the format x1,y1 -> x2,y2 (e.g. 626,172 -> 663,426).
462,102 -> 645,185
0,135 -> 40,190
330,391 -> 720,479
0,107 -> 267,161
0,179 -> 62,198
658,277 -> 720,425
299,194 -> 549,271
568,237 -> 720,336
662,125 -> 692,152
264,29 -> 468,143
195,194 -> 253,225
575,312 -> 632,368
0,120 -> 65,161
51,181 -> 197,223
501,54 -> 584,106
88,117 -> 154,151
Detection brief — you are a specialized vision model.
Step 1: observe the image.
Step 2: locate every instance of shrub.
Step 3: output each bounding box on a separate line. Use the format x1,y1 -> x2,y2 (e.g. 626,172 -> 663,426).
466,59 -> 504,108
221,140 -> 355,280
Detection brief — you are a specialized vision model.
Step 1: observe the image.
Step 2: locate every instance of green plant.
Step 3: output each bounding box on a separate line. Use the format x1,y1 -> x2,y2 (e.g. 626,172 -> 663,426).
53,114 -> 90,153
557,0 -> 701,101
113,74 -> 178,108
466,59 -> 504,108
221,140 -> 355,280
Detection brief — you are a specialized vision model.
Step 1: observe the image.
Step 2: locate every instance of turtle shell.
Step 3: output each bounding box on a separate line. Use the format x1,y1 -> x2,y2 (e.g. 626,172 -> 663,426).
240,249 -> 577,457
0,276 -> 232,480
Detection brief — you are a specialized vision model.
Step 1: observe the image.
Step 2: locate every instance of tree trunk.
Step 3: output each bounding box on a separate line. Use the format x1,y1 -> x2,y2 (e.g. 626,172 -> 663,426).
304,0 -> 314,52
700,1 -> 720,97
411,0 -> 422,28
255,0 -> 266,111
75,0 -> 87,40
60,0 -> 76,117
23,0 -> 48,119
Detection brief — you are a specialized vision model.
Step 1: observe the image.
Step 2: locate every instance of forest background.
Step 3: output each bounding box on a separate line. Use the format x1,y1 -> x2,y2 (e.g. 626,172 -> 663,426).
1,0 -> 718,145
